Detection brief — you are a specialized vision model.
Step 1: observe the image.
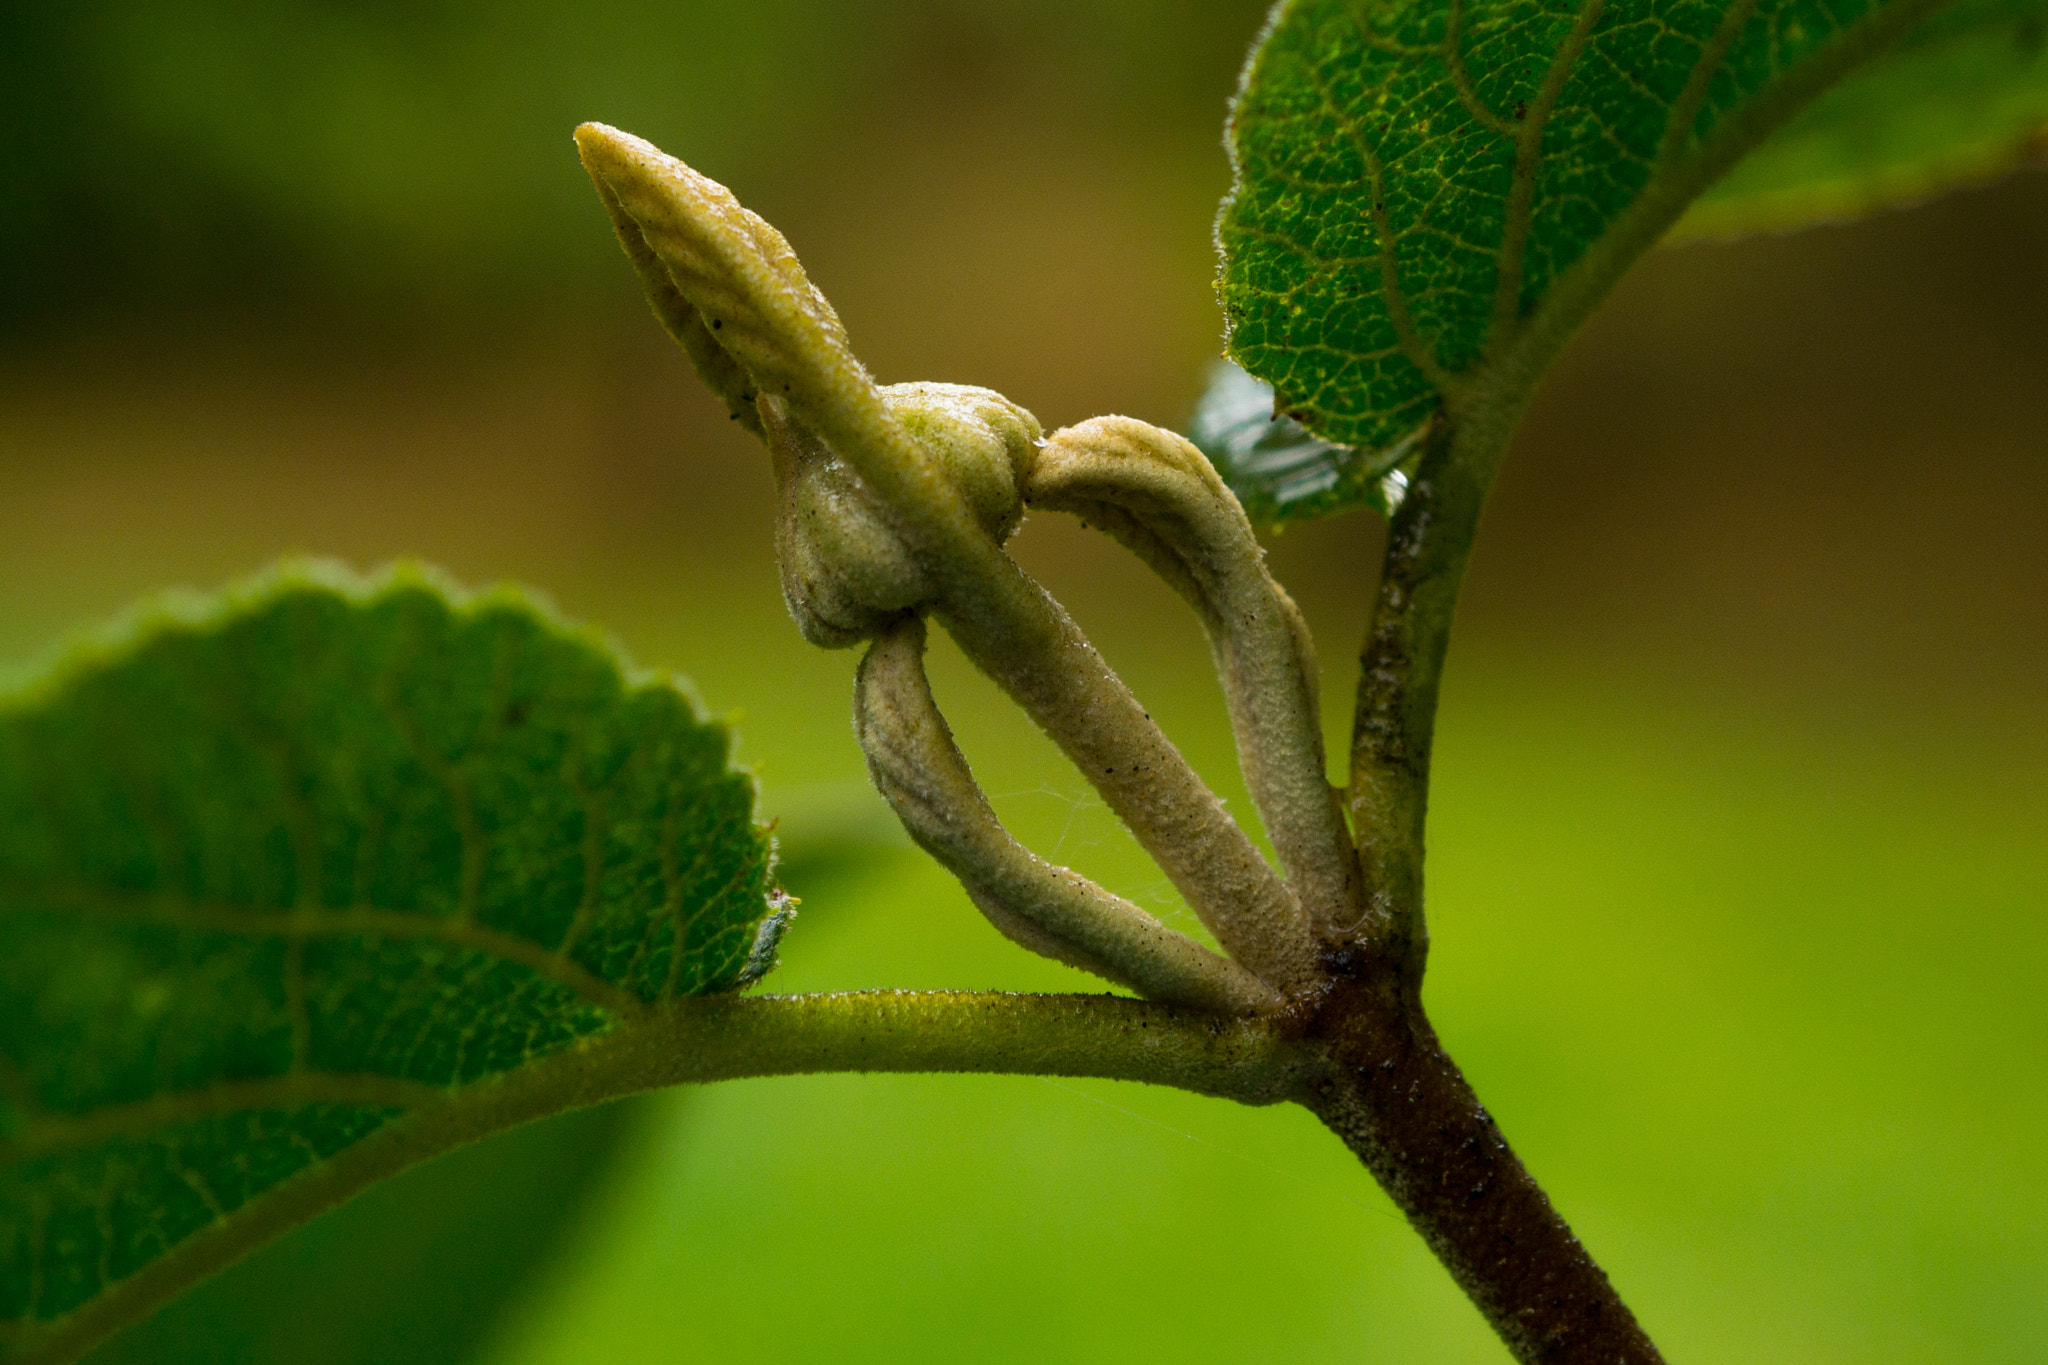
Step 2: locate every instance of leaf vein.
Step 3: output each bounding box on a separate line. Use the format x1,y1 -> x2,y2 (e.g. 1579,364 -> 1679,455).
1441,0 -> 1525,135
370,636 -> 487,926
1490,0 -> 1611,342
1661,0 -> 1773,164
1300,48 -> 1458,389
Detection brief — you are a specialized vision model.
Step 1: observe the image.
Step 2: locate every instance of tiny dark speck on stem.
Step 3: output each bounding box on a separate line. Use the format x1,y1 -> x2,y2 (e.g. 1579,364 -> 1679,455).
711,318 -> 722,329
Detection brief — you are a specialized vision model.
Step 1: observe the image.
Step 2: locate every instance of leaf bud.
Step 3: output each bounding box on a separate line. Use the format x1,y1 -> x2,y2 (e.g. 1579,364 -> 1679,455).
766,382 -> 1041,647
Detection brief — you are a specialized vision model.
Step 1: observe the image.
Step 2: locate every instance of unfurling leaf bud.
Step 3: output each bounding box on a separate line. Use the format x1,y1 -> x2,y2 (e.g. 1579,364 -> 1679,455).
576,122 -> 1042,647
579,123 -> 1322,999
764,382 -> 1040,647
1028,416 -> 1362,939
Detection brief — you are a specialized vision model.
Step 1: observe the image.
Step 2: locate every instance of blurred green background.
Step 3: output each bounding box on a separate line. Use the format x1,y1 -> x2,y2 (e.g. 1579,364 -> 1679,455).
3,0 -> 2044,1360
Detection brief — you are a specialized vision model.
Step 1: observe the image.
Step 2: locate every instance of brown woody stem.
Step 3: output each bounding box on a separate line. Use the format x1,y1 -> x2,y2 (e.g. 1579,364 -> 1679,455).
1330,372 -> 1664,1361
1301,972 -> 1662,1364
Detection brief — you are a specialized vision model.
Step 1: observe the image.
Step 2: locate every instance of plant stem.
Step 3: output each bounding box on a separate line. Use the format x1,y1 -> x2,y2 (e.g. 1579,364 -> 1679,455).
1338,391 -> 1662,1362
854,618 -> 1286,1015
1326,0 -> 1961,1338
1341,0 -> 1961,982
1345,396 -> 1516,979
1303,973 -> 1663,1364
929,554 -> 1323,994
21,991 -> 1310,1365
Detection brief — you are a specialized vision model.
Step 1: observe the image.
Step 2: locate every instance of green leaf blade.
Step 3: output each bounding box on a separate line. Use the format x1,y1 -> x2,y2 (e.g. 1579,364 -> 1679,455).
1676,0 -> 2048,238
0,566 -> 782,1359
1215,0 -> 1949,521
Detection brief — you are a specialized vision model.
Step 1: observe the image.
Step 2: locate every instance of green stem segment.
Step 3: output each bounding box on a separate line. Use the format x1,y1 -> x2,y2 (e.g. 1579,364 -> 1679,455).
1344,393 -> 1522,981
1332,393 -> 1670,1365
854,618 -> 1285,1015
19,991 -> 1310,1365
1323,6 -> 1961,1345
927,545 -> 1324,995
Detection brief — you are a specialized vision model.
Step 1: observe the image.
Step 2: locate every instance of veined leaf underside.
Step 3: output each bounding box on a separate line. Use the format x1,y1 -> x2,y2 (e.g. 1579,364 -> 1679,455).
1218,0 -> 1940,468
0,567 -> 780,1356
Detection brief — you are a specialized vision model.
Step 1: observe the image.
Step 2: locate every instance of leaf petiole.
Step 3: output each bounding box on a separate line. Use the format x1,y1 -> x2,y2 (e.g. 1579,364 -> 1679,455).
7,990 -> 1311,1365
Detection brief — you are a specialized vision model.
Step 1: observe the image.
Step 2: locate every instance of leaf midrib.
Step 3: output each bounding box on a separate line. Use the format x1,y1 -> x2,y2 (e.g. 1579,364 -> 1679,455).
1277,0 -> 1959,437
1451,0 -> 1963,439
1487,0 -> 1609,340
1487,0 -> 1959,419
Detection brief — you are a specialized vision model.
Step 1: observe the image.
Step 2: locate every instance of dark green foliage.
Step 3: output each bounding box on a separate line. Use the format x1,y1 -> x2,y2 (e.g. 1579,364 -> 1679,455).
0,0 -> 1284,331
1220,0 -> 1893,452
1679,0 -> 2048,236
0,566 -> 779,1350
1212,0 -> 2021,521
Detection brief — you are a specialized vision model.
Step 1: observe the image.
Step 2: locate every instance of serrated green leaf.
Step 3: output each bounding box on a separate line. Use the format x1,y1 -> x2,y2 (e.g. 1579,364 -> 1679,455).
1188,358 -> 1415,521
0,565 -> 783,1363
1674,0 -> 2048,239
1216,0 -> 1952,520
